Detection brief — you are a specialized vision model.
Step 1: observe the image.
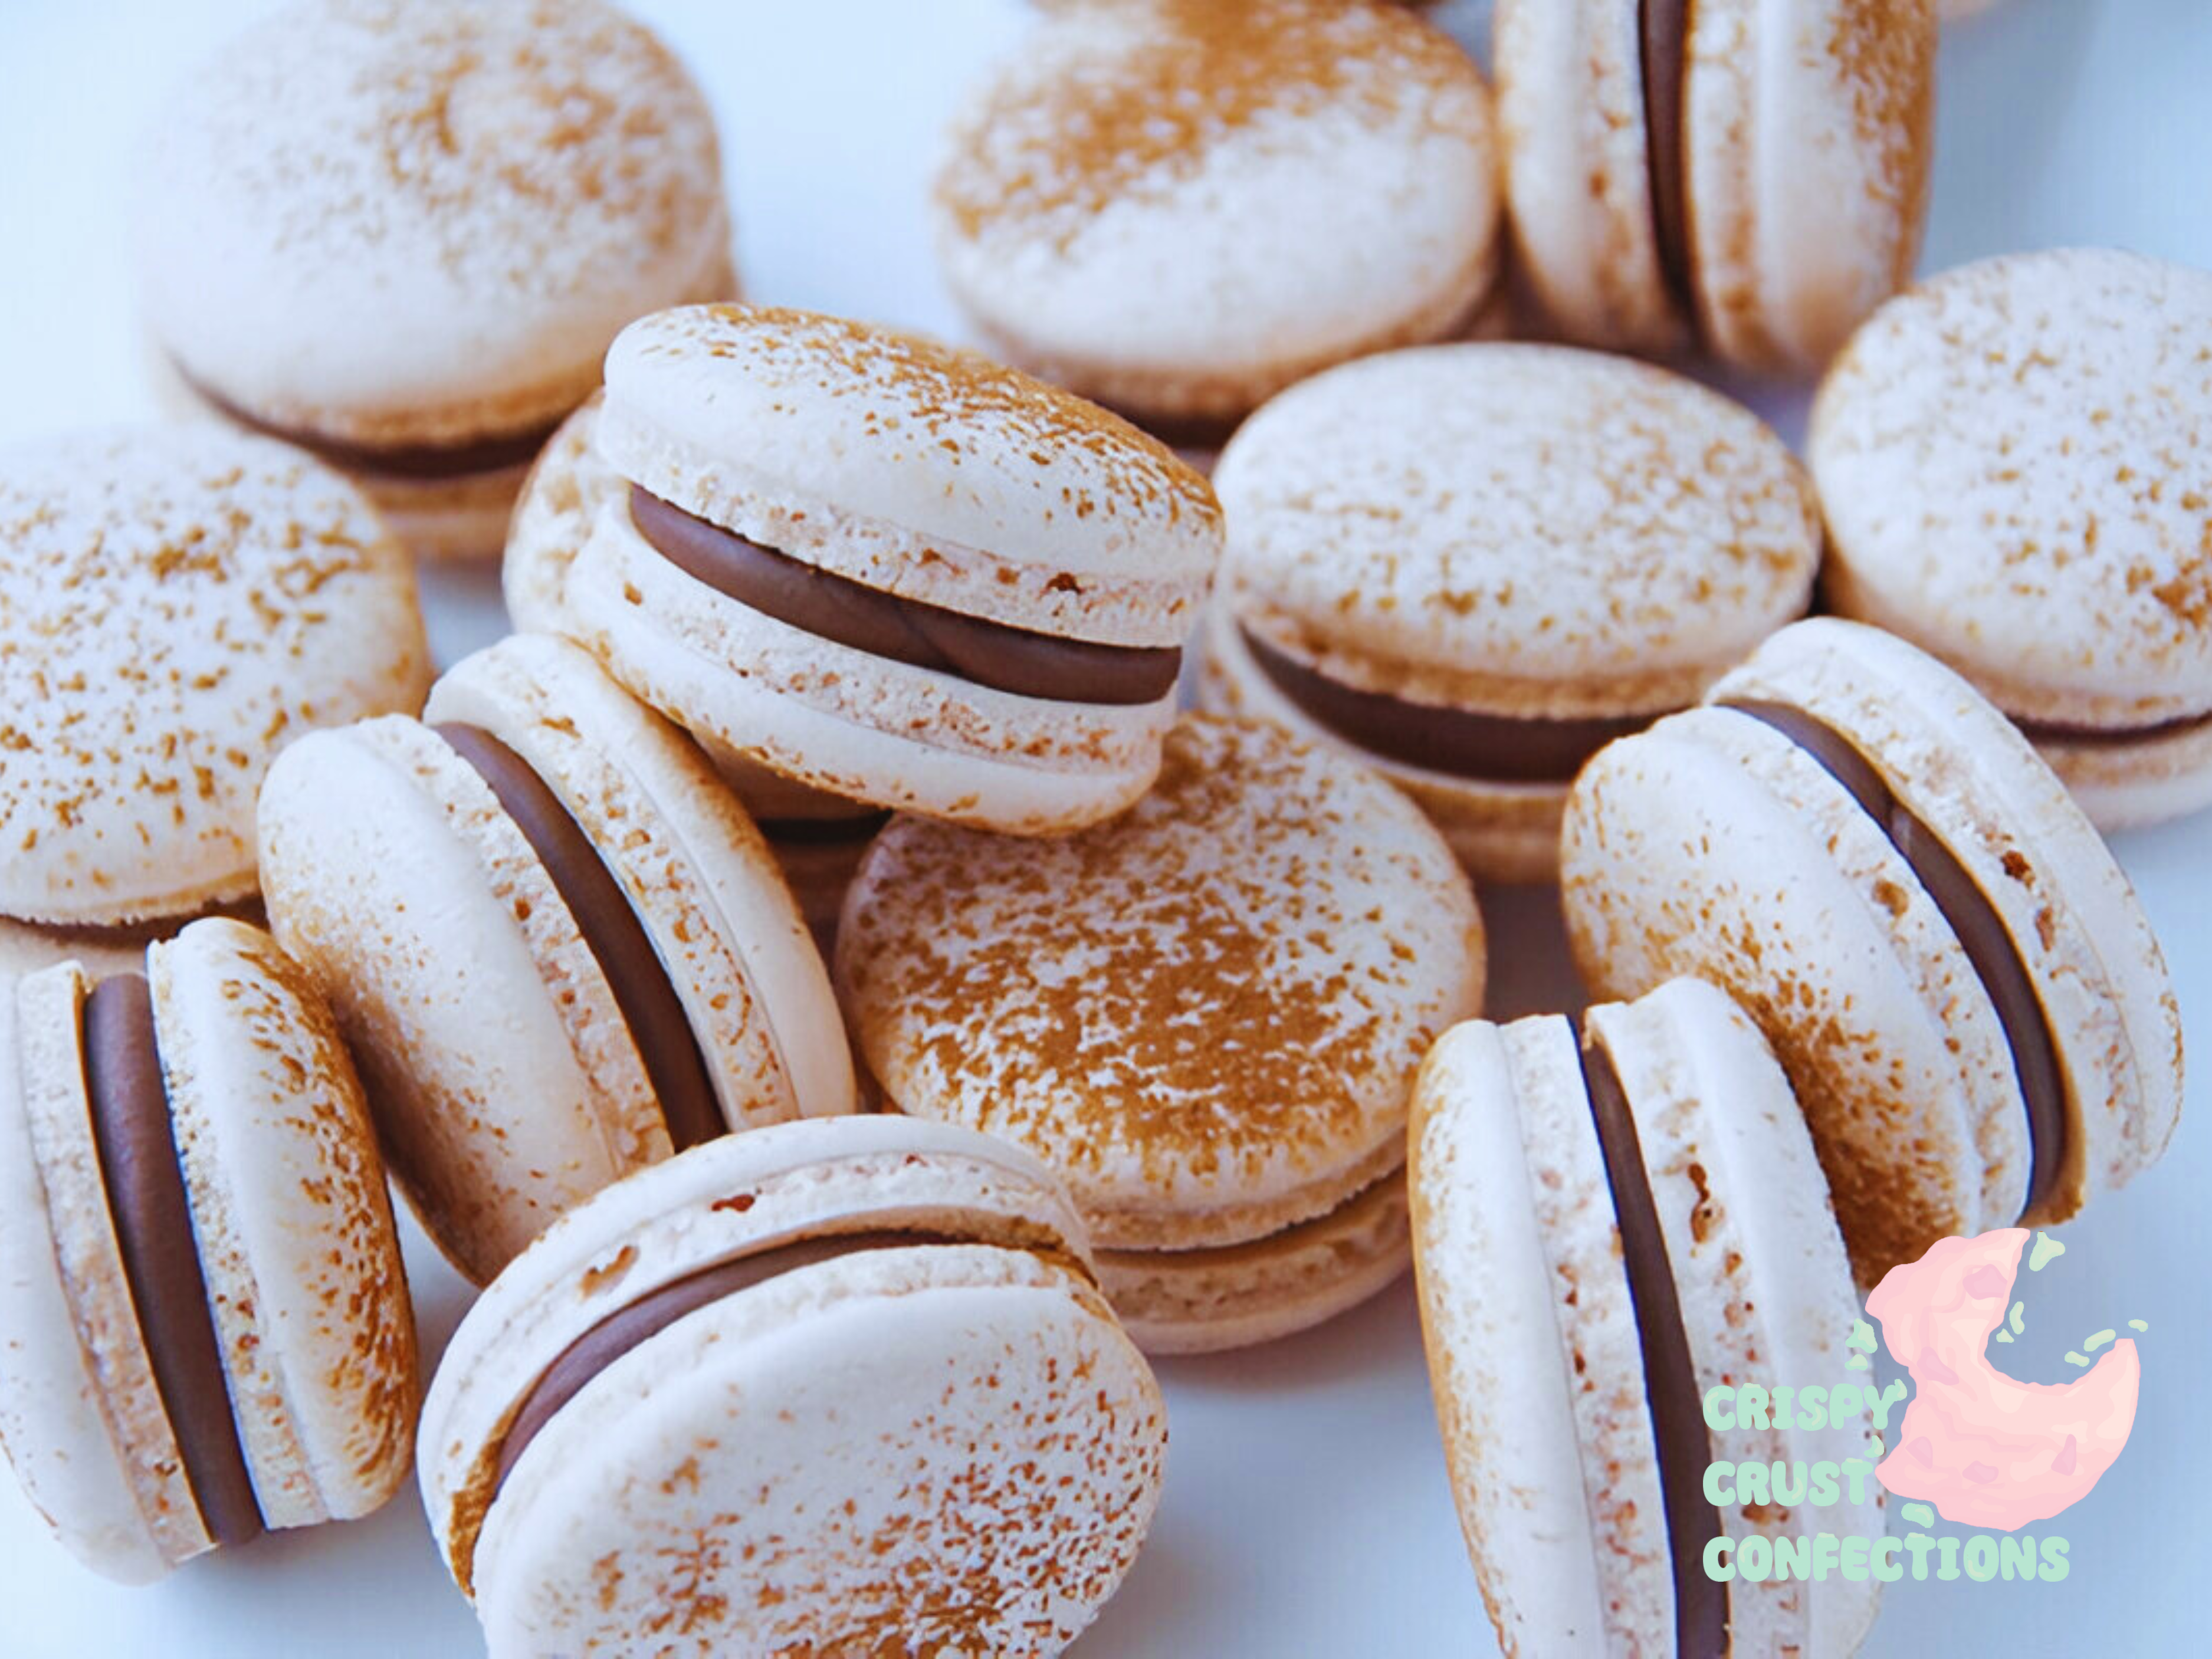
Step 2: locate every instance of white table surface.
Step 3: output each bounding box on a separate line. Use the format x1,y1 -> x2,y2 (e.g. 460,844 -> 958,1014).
2,2 -> 2207,1654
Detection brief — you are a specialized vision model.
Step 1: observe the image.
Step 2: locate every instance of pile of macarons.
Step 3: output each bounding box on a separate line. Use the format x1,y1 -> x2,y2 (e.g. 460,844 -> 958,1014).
0,0 -> 2195,1653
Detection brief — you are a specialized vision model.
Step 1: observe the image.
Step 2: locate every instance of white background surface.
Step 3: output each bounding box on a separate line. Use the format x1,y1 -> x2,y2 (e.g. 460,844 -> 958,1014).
2,2 -> 2208,1654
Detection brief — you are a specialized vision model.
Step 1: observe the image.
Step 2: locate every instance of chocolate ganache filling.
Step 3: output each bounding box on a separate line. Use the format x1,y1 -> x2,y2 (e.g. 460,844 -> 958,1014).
627,486 -> 1183,707
1579,1027 -> 1728,1659
435,724 -> 724,1156
2014,707 -> 2212,747
82,974 -> 266,1548
1723,700 -> 2069,1220
179,368 -> 563,481
1240,626 -> 1660,784
1640,0 -> 1695,314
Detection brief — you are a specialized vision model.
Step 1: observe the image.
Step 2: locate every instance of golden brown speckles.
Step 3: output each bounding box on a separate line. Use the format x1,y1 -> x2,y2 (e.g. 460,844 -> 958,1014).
580,1244 -> 639,1297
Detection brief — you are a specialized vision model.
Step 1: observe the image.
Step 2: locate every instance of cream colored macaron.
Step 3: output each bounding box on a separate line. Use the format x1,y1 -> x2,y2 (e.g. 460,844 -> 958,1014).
136,0 -> 736,560
838,714 -> 1486,1352
1813,248 -> 2212,828
1200,343 -> 1818,881
258,633 -> 854,1284
0,918 -> 418,1583
933,0 -> 1501,440
0,426 -> 430,929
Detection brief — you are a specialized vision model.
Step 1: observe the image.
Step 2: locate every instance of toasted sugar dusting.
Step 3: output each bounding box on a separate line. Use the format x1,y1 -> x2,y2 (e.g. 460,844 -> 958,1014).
840,715 -> 1483,1230
940,0 -> 1482,240
0,428 -> 428,926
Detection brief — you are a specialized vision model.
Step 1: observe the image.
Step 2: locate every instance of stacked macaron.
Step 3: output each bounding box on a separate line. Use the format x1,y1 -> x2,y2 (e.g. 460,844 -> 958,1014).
1202,342 -> 1819,879
1561,618 -> 2184,1281
553,303 -> 1225,836
933,0 -> 1501,441
1811,248 -> 2212,828
136,0 -> 735,560
1412,977 -> 1882,1655
1492,0 -> 1937,373
258,632 -> 854,1285
0,918 -> 419,1582
838,714 -> 1486,1351
419,1116 -> 1166,1656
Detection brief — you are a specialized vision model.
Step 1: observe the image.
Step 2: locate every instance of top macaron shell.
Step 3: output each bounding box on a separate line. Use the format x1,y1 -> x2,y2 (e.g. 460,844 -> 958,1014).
1216,344 -> 1820,715
136,0 -> 732,449
838,714 -> 1486,1249
1813,249 -> 2212,726
0,426 -> 431,928
421,1117 -> 1164,1656
933,0 -> 1500,424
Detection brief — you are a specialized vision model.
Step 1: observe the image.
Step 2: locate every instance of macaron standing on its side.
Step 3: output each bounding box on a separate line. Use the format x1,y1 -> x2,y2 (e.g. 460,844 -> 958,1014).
0,918 -> 418,1583
1492,0 -> 1937,374
1561,618 -> 2184,1282
1200,343 -> 1819,881
933,0 -> 1500,442
136,0 -> 736,561
1813,248 -> 2212,828
560,304 -> 1225,836
258,632 -> 854,1285
839,714 -> 1486,1352
1410,978 -> 1882,1655
419,1116 -> 1167,1657
0,426 -> 429,930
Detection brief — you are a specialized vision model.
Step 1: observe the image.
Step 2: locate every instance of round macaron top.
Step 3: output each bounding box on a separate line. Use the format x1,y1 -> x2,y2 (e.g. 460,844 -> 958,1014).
137,0 -> 730,448
1217,344 -> 1819,714
1813,248 -> 2212,723
933,0 -> 1497,418
838,714 -> 1485,1249
0,426 -> 430,928
596,303 -> 1222,640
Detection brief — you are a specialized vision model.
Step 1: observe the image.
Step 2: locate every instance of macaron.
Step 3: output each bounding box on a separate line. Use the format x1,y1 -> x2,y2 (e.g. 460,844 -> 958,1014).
257,632 -> 854,1285
931,0 -> 1501,441
1560,617 -> 2184,1282
1410,977 -> 1881,1656
559,303 -> 1225,836
0,425 -> 431,929
837,714 -> 1486,1352
136,0 -> 736,561
1811,248 -> 2212,829
1492,0 -> 1937,374
1199,343 -> 1819,882
0,917 -> 418,1584
418,1115 -> 1166,1657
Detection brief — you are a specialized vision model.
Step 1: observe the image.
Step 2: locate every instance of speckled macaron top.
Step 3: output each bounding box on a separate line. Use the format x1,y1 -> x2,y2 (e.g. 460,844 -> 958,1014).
1814,248 -> 2212,727
1217,344 -> 1819,716
933,0 -> 1499,425
0,427 -> 430,927
136,0 -> 732,451
838,714 -> 1486,1250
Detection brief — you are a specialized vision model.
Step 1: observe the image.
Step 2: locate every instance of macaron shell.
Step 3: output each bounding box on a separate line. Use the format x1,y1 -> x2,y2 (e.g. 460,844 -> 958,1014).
473,1253 -> 1162,1657
0,426 -> 431,927
1712,619 -> 2184,1221
147,919 -> 416,1530
1410,1014 -> 1668,1654
136,0 -> 732,446
839,715 -> 1486,1249
2037,718 -> 2212,833
424,634 -> 855,1134
257,718 -> 650,1284
501,393 -> 611,635
0,965 -> 172,1583
1491,0 -> 1683,354
0,922 -> 147,987
4,963 -> 212,1570
932,0 -> 1499,425
1097,1171 -> 1411,1355
350,456 -> 537,566
568,498 -> 1176,835
1812,249 -> 2212,723
1685,0 -> 1935,374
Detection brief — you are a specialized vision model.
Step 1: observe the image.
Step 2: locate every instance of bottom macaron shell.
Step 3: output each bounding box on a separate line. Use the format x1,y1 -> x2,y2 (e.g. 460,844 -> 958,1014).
471,1256 -> 1164,1657
1097,1172 -> 1412,1355
363,459 -> 533,563
1199,601 -> 1564,882
2036,718 -> 2212,832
